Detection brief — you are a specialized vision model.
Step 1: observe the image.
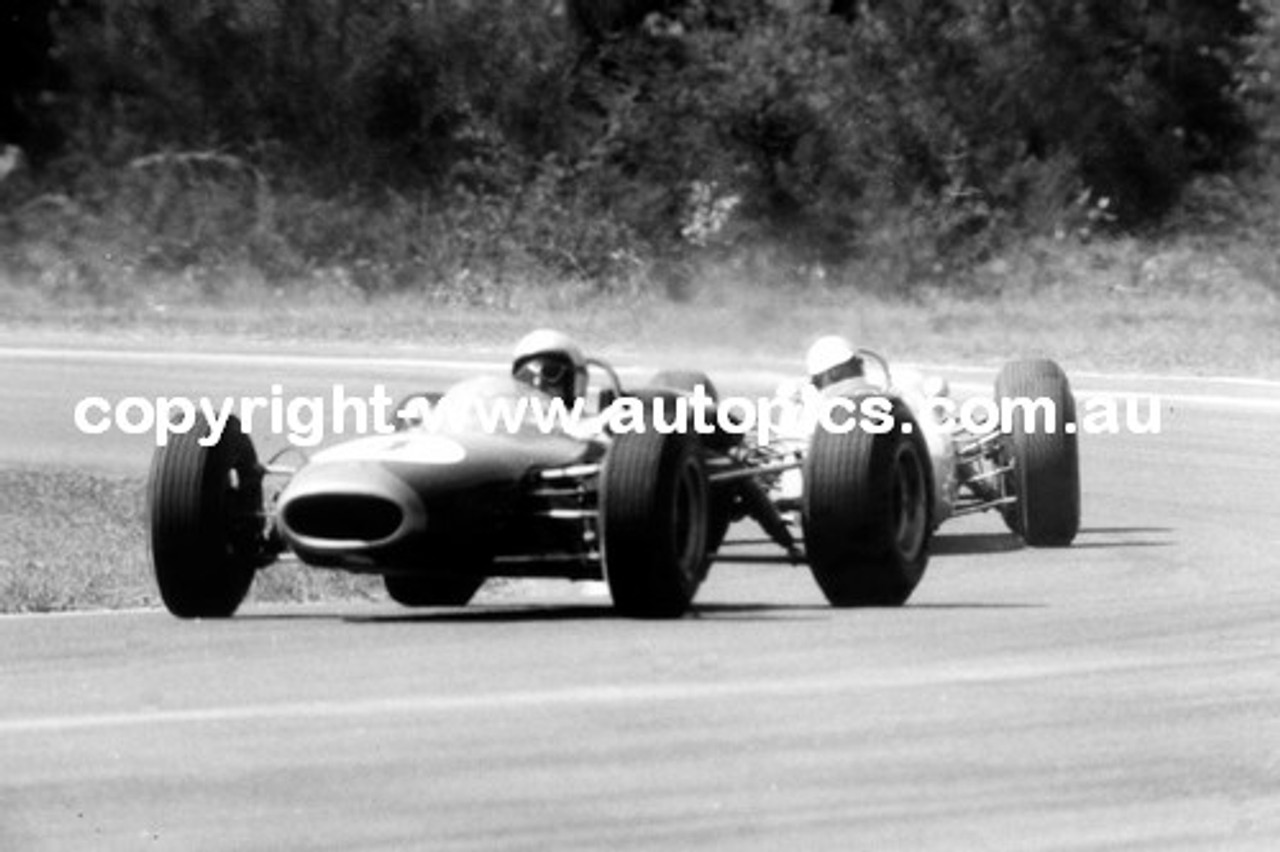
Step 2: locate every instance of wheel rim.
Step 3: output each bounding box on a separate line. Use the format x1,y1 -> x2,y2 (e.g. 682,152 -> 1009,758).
222,453 -> 263,564
890,443 -> 928,560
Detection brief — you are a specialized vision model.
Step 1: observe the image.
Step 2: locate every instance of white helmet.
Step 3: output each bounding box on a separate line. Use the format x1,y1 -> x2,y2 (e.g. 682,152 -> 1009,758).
511,329 -> 588,401
805,335 -> 862,389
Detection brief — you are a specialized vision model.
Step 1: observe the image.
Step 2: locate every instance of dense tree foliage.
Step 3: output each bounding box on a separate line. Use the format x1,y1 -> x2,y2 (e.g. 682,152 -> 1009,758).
0,0 -> 68,160
0,0 -> 1271,291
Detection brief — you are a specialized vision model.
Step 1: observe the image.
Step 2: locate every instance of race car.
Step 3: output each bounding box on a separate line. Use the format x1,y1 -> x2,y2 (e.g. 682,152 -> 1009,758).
147,359 -> 720,620
689,352 -> 1081,607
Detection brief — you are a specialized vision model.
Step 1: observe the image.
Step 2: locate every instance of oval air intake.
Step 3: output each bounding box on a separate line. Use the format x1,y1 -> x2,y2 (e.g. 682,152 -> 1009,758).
283,494 -> 404,542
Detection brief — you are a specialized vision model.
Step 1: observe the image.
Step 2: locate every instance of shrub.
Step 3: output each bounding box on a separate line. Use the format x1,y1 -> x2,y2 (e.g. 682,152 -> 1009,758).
558,0 -> 1262,277
0,0 -> 1269,294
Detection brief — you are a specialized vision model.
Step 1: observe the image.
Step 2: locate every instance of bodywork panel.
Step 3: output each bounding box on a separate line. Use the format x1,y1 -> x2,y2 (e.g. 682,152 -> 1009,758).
275,381 -> 603,575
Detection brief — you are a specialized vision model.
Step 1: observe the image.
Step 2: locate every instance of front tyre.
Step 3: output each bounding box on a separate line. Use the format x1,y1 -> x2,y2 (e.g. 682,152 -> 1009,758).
601,430 -> 709,618
802,400 -> 931,606
995,359 -> 1081,547
148,414 -> 264,618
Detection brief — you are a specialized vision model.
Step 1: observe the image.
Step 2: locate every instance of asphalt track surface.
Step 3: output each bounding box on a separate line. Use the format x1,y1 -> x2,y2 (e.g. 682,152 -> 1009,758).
2,345 -> 1279,850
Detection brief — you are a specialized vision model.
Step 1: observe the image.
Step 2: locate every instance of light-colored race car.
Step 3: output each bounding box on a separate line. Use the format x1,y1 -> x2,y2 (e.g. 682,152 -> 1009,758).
683,352 -> 1082,607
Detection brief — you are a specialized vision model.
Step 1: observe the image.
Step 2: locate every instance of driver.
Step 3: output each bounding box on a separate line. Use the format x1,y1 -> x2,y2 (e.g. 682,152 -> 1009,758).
805,334 -> 864,390
511,329 -> 588,405
775,334 -> 866,408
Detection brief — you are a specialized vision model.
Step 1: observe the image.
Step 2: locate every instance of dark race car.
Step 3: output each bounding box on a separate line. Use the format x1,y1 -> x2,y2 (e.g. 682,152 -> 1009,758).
147,360 -> 714,619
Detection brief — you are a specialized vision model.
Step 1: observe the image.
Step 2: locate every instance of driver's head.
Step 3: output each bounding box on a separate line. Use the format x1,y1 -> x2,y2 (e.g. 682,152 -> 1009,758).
806,335 -> 863,390
511,329 -> 588,403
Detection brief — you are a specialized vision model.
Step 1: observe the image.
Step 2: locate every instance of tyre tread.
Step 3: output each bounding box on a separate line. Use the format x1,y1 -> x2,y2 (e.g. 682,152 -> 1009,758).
995,359 -> 1081,547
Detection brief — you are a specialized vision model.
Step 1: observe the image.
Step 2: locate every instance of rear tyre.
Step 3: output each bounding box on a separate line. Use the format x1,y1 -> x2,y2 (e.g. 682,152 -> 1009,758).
148,414 -> 263,618
601,430 -> 709,618
384,574 -> 485,607
802,399 -> 931,606
995,359 -> 1080,547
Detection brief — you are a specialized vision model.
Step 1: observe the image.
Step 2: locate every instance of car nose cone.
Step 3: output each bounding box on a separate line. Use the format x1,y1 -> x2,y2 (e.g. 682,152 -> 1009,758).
277,461 -> 426,551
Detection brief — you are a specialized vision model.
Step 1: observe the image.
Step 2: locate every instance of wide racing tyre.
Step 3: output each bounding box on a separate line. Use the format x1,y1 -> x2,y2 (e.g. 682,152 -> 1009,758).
802,399 -> 932,606
601,429 -> 709,618
148,414 -> 263,618
994,358 -> 1080,547
384,573 -> 485,607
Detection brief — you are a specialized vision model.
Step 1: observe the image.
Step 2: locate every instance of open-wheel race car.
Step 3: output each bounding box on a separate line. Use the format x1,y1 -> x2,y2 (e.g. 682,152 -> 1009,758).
146,353 -> 728,620
685,352 -> 1082,607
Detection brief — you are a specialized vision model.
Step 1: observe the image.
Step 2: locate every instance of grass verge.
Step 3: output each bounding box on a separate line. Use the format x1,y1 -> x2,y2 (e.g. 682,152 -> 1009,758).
0,466 -> 384,614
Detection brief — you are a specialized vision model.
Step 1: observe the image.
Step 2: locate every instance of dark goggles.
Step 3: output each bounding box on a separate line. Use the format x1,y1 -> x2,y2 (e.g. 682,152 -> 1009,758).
515,356 -> 574,386
812,357 -> 864,389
